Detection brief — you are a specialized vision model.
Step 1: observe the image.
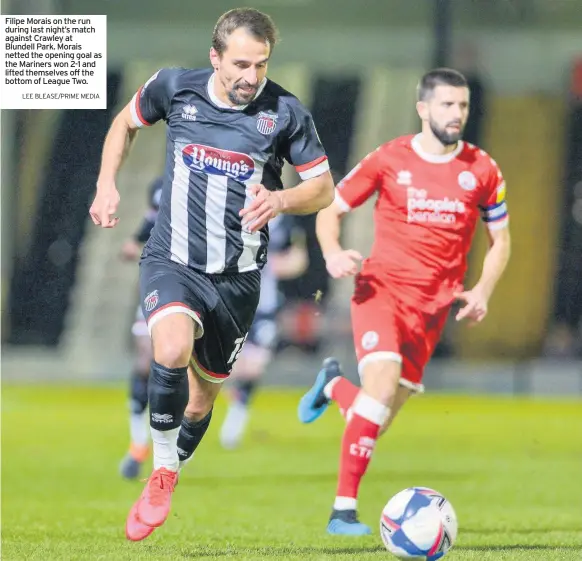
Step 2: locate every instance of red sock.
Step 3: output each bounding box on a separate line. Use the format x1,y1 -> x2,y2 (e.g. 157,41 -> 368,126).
328,377 -> 359,418
335,393 -> 388,508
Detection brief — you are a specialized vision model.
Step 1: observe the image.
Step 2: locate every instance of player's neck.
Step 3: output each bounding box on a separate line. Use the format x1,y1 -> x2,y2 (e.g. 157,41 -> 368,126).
417,132 -> 459,156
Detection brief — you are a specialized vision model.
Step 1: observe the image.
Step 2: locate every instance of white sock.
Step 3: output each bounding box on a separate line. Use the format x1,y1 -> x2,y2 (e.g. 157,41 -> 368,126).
130,409 -> 150,446
334,496 -> 357,511
323,377 -> 340,400
150,427 -> 180,471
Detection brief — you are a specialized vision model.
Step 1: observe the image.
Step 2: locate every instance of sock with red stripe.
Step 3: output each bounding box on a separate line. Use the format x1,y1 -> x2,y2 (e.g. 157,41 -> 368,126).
333,393 -> 389,510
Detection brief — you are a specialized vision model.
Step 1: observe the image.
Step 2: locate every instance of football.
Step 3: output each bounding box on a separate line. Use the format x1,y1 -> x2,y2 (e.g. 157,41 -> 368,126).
380,487 -> 458,560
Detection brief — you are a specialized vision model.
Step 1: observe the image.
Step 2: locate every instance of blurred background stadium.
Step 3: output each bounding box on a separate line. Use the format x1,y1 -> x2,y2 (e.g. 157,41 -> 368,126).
2,0 -> 582,391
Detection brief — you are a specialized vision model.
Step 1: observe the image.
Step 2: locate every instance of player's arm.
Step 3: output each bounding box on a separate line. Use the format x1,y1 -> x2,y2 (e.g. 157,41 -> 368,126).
277,171 -> 334,215
316,200 -> 349,259
96,105 -> 139,191
456,167 -> 511,324
90,68 -> 178,228
317,150 -> 382,278
475,225 -> 511,301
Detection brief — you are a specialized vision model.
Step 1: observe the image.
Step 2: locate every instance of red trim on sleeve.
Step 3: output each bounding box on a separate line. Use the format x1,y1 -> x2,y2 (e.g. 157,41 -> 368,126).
134,87 -> 152,127
295,155 -> 328,173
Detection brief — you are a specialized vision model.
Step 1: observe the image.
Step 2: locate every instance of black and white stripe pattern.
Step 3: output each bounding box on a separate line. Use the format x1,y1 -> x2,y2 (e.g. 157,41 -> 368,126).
131,67 -> 329,274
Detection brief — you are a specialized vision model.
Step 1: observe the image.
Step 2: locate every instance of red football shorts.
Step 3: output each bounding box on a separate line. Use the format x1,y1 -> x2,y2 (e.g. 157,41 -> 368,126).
350,270 -> 450,392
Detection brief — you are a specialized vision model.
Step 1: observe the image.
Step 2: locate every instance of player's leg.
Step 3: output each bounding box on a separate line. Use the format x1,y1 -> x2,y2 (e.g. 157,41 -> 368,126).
127,310 -> 197,541
120,308 -> 152,479
127,258 -> 207,540
219,314 -> 275,449
300,273 -> 407,534
327,356 -> 408,535
326,300 -> 444,536
175,269 -> 261,464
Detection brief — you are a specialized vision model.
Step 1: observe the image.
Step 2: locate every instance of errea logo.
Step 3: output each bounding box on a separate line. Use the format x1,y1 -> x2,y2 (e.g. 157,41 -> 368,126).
181,104 -> 197,121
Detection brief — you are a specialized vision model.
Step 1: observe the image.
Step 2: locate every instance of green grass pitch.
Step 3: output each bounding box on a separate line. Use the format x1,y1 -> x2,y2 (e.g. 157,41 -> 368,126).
2,385 -> 581,560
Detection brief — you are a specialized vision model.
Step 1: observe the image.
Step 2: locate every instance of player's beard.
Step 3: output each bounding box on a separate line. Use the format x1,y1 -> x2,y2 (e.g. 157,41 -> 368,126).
429,118 -> 464,146
227,80 -> 258,106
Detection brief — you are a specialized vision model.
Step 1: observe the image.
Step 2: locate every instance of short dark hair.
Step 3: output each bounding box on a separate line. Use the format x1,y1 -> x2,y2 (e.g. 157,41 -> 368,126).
212,8 -> 279,57
417,68 -> 468,101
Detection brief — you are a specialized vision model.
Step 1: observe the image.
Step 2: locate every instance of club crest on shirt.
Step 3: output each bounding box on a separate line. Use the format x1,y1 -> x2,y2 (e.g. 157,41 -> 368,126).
458,171 -> 477,191
256,111 -> 278,135
361,331 -> 379,350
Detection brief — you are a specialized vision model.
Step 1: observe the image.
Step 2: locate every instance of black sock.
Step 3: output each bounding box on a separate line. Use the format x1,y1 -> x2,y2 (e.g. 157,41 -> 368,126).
176,409 -> 213,462
129,371 -> 149,414
235,379 -> 258,406
148,361 -> 188,431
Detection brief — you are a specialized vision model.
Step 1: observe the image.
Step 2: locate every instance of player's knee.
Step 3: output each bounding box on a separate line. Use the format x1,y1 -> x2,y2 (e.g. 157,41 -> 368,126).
153,344 -> 191,368
151,313 -> 195,368
152,331 -> 192,368
361,358 -> 401,407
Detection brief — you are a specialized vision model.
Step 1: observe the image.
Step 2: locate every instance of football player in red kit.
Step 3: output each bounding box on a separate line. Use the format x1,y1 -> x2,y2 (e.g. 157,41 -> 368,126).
298,68 -> 511,535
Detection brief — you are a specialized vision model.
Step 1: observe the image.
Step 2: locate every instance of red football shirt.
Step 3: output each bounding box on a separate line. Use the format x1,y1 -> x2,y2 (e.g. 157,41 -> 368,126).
335,134 -> 509,309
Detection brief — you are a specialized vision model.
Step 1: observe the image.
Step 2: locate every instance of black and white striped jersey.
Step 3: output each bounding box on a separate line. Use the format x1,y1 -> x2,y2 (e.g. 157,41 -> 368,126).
129,67 -> 329,274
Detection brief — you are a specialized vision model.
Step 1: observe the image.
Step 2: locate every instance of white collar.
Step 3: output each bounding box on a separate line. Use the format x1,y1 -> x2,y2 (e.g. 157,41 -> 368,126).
411,133 -> 464,163
207,73 -> 267,111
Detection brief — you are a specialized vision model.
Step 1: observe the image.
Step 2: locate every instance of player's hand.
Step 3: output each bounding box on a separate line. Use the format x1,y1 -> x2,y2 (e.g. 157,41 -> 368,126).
239,184 -> 283,233
454,286 -> 488,326
324,249 -> 363,279
119,239 -> 142,261
89,185 -> 120,228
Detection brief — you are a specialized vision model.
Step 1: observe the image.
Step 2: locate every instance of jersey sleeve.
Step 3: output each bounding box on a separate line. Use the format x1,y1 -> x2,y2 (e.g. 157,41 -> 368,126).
334,148 -> 383,212
283,99 -> 330,181
129,68 -> 183,128
479,158 -> 509,230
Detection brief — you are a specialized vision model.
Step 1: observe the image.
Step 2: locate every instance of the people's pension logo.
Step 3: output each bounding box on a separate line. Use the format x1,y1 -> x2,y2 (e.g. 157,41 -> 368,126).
407,187 -> 465,224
